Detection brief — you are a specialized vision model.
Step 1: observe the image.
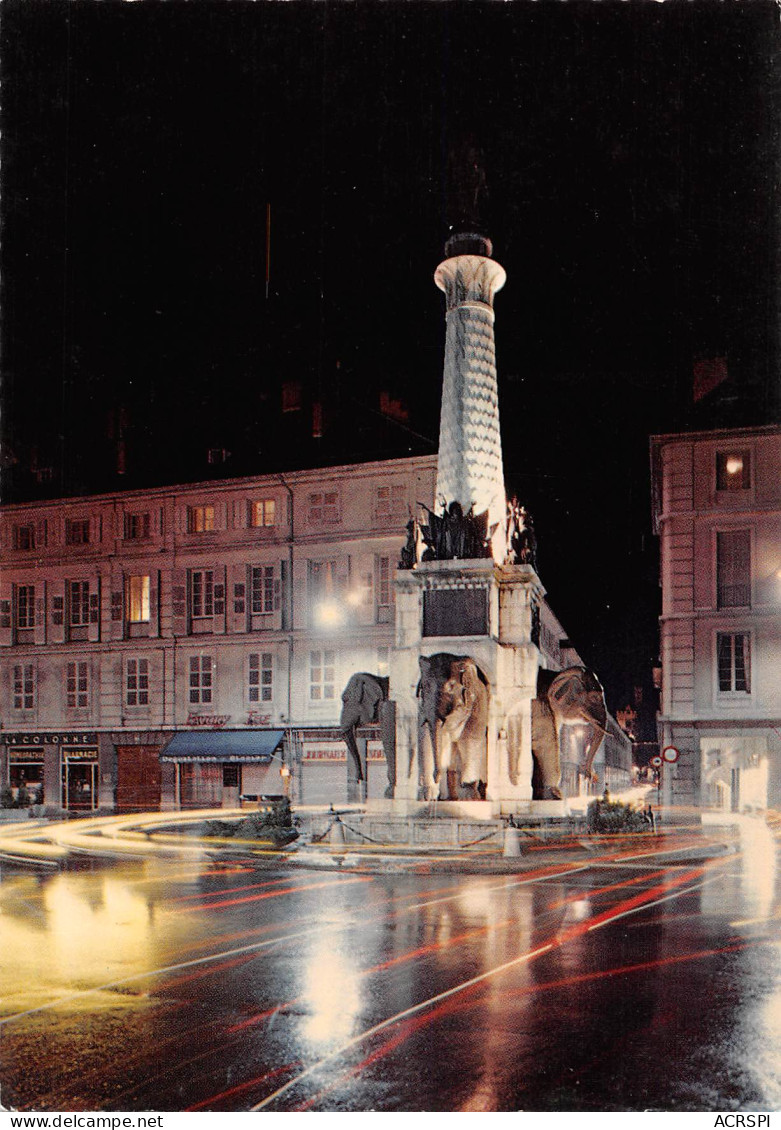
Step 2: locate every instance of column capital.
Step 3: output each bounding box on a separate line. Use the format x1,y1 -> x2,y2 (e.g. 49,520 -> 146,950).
434,255 -> 506,312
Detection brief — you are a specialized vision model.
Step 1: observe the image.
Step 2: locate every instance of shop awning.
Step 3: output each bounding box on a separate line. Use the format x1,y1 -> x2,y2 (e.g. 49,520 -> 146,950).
160,730 -> 285,764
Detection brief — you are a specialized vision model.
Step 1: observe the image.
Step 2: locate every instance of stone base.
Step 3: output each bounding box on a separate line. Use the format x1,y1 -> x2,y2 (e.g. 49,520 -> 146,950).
368,797 -> 569,820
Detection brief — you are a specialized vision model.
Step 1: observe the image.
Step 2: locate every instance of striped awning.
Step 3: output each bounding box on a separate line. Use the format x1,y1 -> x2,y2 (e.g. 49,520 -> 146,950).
160,729 -> 285,764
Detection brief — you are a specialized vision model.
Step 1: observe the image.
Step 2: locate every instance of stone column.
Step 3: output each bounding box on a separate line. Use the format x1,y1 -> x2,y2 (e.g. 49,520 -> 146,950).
434,233 -> 507,560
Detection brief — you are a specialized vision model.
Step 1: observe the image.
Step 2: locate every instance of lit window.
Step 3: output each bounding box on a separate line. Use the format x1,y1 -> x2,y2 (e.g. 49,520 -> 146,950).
248,653 -> 273,703
13,664 -> 35,710
251,566 -> 275,614
307,491 -> 340,525
717,633 -> 751,694
16,585 -> 36,629
250,499 -> 276,528
375,484 -> 406,520
66,519 -> 90,546
69,581 -> 90,627
191,570 -> 214,618
716,451 -> 751,492
66,661 -> 90,708
309,649 -> 336,701
188,505 -> 215,533
126,657 -> 150,706
189,655 -> 213,704
124,512 -> 150,540
126,575 -> 150,622
14,525 -> 35,551
716,530 -> 751,609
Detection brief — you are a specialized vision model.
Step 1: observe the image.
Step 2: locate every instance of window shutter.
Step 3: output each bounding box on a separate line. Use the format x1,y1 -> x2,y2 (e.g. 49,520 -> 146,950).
356,556 -> 374,626
213,565 -> 227,634
34,581 -> 47,645
171,567 -> 188,636
88,578 -> 101,641
49,579 -> 66,644
336,556 -> 350,598
148,571 -> 160,635
229,564 -> 248,633
110,586 -> 125,641
36,519 -> 48,548
0,579 -> 13,646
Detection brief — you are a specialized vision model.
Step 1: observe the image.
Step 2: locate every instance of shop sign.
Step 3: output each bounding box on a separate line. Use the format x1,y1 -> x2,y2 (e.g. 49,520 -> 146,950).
185,713 -> 231,728
245,711 -> 272,726
9,749 -> 45,762
303,745 -> 347,762
3,732 -> 97,746
63,748 -> 98,761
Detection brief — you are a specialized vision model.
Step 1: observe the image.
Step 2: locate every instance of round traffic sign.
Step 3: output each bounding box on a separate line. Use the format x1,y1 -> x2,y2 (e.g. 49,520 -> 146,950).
662,746 -> 680,764
650,755 -> 662,768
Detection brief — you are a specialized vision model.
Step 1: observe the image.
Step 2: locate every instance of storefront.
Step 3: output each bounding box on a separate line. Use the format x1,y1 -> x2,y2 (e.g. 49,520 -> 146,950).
61,746 -> 100,811
160,729 -> 286,810
299,735 -> 388,805
6,746 -> 44,803
1,732 -> 99,811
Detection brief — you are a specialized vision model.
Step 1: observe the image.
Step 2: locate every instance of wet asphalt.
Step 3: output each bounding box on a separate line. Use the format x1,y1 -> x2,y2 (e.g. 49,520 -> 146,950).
1,817 -> 779,1113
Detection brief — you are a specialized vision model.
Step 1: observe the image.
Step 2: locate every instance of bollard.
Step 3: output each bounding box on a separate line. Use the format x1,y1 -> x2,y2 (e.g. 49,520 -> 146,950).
503,824 -> 522,858
329,817 -> 346,846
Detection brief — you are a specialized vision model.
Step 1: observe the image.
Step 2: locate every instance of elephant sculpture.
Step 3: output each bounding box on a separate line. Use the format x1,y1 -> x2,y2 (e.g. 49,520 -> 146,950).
531,666 -> 609,799
417,654 -> 489,801
339,673 -> 397,797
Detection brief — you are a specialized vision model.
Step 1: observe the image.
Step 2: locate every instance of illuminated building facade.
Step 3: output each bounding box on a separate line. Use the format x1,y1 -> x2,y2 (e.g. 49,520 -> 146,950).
651,424 -> 781,814
0,450 -> 605,812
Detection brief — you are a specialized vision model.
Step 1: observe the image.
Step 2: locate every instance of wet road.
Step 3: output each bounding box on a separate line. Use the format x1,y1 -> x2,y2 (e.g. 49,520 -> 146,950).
1,819 -> 780,1112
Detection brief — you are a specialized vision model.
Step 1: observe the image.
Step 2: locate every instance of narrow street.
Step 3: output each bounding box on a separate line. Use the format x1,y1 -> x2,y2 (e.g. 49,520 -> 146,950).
1,817 -> 779,1112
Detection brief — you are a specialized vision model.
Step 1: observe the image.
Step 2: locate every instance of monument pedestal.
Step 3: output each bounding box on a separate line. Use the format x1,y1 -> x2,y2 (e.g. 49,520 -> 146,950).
391,558 -> 548,806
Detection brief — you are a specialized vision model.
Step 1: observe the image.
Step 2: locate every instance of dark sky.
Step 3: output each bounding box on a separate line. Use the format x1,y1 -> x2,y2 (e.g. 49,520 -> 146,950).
1,1 -> 779,712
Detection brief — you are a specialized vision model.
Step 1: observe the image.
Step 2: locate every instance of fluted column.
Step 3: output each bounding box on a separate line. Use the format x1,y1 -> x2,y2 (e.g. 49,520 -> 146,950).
434,242 -> 507,560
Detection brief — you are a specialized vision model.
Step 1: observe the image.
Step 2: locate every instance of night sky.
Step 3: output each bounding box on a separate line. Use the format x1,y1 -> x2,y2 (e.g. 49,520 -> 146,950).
1,1 -> 779,715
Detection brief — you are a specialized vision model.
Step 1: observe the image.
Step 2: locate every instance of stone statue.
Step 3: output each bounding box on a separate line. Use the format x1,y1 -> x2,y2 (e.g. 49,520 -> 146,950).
399,518 -> 417,569
416,653 -> 489,801
417,500 -> 492,562
531,666 -> 609,799
505,498 -> 538,570
339,673 -> 397,797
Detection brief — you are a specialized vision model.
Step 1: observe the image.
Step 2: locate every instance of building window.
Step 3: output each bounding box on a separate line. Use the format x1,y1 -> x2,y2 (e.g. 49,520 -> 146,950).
307,491 -> 340,525
66,519 -> 90,545
66,661 -> 90,708
69,581 -> 90,627
188,505 -> 215,533
377,556 -> 392,608
717,633 -> 751,694
250,499 -> 276,528
126,575 -> 150,622
126,657 -> 150,706
375,483 -> 406,520
251,566 -> 275,614
309,649 -> 336,701
16,585 -> 36,629
189,655 -> 213,704
13,664 -> 35,710
124,512 -> 150,540
249,653 -> 273,703
191,570 -> 214,618
716,530 -> 751,609
716,451 -> 751,492
14,525 -> 35,551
